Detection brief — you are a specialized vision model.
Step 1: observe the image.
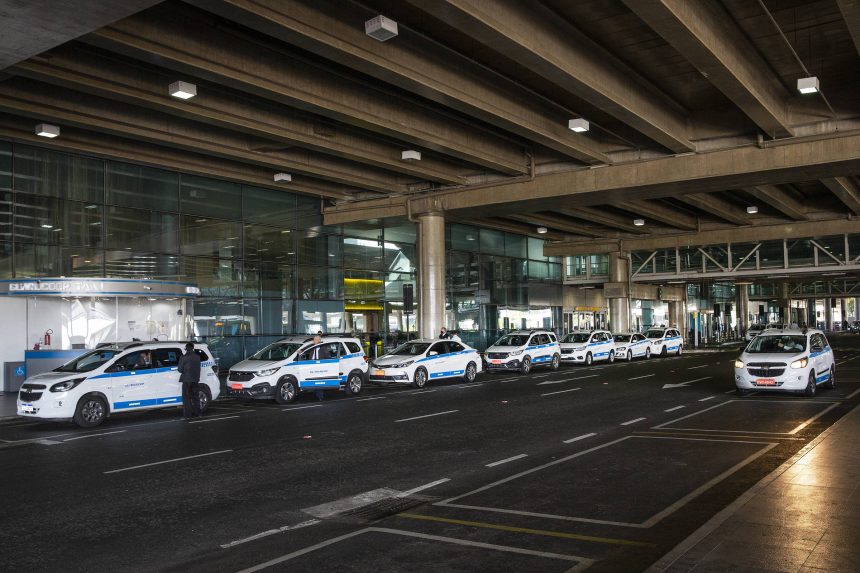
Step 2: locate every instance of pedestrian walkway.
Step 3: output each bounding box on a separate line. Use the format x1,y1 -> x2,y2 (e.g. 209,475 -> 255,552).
649,403 -> 860,572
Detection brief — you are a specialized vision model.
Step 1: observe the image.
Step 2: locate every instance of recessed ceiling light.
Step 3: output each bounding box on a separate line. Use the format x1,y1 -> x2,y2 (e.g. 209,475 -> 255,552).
35,123 -> 60,138
633,218 -> 645,226
536,226 -> 548,234
40,223 -> 53,229
169,80 -> 197,99
568,118 -> 589,132
796,76 -> 819,94
274,172 -> 292,182
365,15 -> 398,41
746,205 -> 759,214
52,228 -> 62,232
401,150 -> 421,161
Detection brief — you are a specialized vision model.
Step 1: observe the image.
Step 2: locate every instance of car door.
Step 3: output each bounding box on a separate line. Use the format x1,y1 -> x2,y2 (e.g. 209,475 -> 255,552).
105,350 -> 158,411
445,341 -> 468,377
810,334 -> 828,382
425,341 -> 451,379
632,334 -> 646,357
152,347 -> 183,406
296,342 -> 340,389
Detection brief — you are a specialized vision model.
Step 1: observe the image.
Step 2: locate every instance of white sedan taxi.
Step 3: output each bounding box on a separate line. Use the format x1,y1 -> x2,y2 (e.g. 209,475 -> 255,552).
612,332 -> 651,360
369,339 -> 482,388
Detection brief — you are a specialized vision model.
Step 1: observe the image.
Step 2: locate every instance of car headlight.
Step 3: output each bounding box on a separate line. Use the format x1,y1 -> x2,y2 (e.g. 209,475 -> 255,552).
616,346 -> 627,352
790,358 -> 809,369
574,346 -> 586,351
509,349 -> 523,356
734,359 -> 744,369
257,367 -> 280,377
50,377 -> 86,392
391,360 -> 414,368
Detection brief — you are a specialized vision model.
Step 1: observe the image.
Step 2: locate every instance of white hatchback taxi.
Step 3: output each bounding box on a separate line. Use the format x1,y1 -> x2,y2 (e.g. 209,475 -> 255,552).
559,330 -> 616,365
644,327 -> 684,357
369,339 -> 482,388
612,332 -> 651,360
734,328 -> 835,396
485,330 -> 561,374
17,341 -> 220,427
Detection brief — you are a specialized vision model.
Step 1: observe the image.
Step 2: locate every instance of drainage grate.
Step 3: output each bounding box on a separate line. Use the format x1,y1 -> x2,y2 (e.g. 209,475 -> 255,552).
338,496 -> 428,523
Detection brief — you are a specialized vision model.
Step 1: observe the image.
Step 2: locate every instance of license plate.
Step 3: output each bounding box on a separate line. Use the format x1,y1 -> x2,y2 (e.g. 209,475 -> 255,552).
373,369 -> 385,376
20,404 -> 35,413
756,378 -> 777,386
230,383 -> 243,390
491,359 -> 502,365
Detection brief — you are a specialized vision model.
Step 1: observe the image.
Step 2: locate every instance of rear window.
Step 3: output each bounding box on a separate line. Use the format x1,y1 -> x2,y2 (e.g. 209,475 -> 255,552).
154,348 -> 183,367
345,342 -> 362,354
195,349 -> 210,361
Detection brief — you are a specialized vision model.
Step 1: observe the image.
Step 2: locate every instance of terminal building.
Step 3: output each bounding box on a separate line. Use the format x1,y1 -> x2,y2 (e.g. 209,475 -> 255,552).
0,0 -> 859,386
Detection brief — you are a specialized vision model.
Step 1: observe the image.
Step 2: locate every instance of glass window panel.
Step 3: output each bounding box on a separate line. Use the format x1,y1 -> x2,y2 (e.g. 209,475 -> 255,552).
244,224 -> 293,263
529,260 -> 549,280
295,299 -> 345,334
242,185 -> 296,226
0,241 -> 10,278
384,272 -> 415,301
344,270 -> 384,300
0,191 -> 11,239
504,233 -> 527,258
814,235 -> 846,265
759,240 -> 785,268
14,145 -> 103,202
548,262 -> 561,281
254,299 -> 293,336
14,244 -> 104,277
384,220 -> 416,243
528,237 -> 548,261
104,251 -> 180,279
786,238 -> 814,267
449,224 -> 479,252
243,260 -> 294,299
297,233 -> 342,266
731,243 -> 759,270
679,247 -> 700,273
106,162 -> 179,211
480,228 -> 505,256
15,195 -> 102,247
589,254 -> 608,276
343,236 -> 384,270
106,206 -> 178,253
480,255 -> 515,285
700,245 -> 729,272
384,240 -> 415,273
342,220 -> 383,241
180,174 -> 241,219
0,141 -> 11,189
654,248 -> 677,274
449,251 -> 479,288
848,234 -> 860,262
181,256 -> 242,296
297,265 -> 343,299
566,255 -> 587,277
181,216 -> 241,258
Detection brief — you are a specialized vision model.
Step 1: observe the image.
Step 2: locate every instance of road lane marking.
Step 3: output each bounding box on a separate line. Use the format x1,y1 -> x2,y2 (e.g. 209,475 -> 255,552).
395,410 -> 459,423
397,513 -> 655,548
532,374 -> 550,378
541,388 -> 582,397
104,449 -> 232,474
486,454 -> 528,467
628,374 -> 655,380
563,432 -> 597,444
698,396 -> 715,402
355,396 -> 387,402
282,404 -> 323,412
663,376 -> 712,389
399,478 -> 451,497
457,382 -> 483,389
189,415 -> 241,424
664,406 -> 685,412
63,430 -> 126,441
845,388 -> 860,400
537,380 -> 565,385
403,389 -> 438,395
221,519 -> 321,549
620,417 -> 646,426
687,364 -> 709,370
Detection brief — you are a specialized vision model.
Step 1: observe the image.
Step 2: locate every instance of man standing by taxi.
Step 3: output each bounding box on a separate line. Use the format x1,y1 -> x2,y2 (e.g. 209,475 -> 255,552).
179,342 -> 201,419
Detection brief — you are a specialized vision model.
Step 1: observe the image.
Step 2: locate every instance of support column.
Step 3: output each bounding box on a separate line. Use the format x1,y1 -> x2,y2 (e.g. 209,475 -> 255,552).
840,298 -> 847,330
825,299 -> 833,332
668,301 -> 683,331
416,212 -> 446,339
607,253 -> 630,332
737,284 -> 750,337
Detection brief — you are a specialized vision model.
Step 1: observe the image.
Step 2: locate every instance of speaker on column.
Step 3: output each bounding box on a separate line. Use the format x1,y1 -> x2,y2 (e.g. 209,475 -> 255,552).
713,303 -> 720,315
759,304 -> 765,315
725,303 -> 733,314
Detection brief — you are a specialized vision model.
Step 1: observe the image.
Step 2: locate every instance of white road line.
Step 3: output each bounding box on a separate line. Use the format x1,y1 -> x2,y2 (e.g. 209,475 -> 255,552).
63,430 -> 126,442
104,449 -> 232,474
221,519 -> 321,549
845,388 -> 860,400
664,406 -> 685,412
698,396 -> 715,402
457,383 -> 484,389
532,374 -> 550,378
282,404 -> 324,412
538,375 -> 596,386
403,389 -> 438,395
687,364 -> 709,370
628,374 -> 655,381
355,396 -> 387,402
485,454 -> 528,467
395,410 -> 459,423
620,417 -> 646,426
189,415 -> 240,424
399,478 -> 451,497
541,388 -> 582,397
563,432 -> 597,444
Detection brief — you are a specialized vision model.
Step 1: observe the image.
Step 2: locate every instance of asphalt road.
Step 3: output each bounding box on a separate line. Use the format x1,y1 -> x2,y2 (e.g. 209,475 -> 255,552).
2,336 -> 860,572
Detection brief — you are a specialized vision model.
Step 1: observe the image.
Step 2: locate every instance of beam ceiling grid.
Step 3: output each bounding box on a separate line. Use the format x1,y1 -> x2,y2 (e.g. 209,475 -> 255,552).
838,0 -> 860,57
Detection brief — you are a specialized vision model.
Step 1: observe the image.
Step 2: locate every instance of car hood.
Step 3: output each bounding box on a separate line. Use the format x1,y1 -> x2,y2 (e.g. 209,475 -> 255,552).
740,351 -> 804,362
373,354 -> 420,366
486,345 -> 523,353
231,359 -> 283,372
560,341 -> 590,348
25,371 -> 82,383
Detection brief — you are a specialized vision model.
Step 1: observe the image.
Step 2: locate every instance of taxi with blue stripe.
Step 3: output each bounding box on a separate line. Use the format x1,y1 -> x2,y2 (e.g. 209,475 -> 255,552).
560,329 -> 616,365
612,332 -> 651,361
16,341 -> 220,427
227,335 -> 368,403
644,327 -> 684,357
485,330 -> 561,374
369,338 -> 482,388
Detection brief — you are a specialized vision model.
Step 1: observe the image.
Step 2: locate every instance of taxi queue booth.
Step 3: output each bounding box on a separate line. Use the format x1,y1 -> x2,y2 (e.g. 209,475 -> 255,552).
0,277 -> 200,393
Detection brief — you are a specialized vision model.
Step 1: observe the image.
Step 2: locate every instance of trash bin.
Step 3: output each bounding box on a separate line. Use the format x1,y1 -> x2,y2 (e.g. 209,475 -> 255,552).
3,362 -> 27,393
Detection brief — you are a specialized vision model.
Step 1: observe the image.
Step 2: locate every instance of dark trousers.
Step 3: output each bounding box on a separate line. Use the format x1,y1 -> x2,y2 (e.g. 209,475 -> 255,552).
182,382 -> 200,418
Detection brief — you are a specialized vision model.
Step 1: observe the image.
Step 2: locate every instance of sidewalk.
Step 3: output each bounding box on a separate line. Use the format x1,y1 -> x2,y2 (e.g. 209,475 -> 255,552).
649,403 -> 860,572
0,392 -> 18,420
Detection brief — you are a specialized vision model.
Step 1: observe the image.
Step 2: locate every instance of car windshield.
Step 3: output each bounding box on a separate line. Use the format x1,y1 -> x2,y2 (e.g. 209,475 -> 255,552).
54,349 -> 120,372
613,334 -> 631,343
644,330 -> 664,339
250,342 -> 303,361
562,333 -> 590,343
389,342 -> 431,356
746,335 -> 806,354
494,335 -> 529,347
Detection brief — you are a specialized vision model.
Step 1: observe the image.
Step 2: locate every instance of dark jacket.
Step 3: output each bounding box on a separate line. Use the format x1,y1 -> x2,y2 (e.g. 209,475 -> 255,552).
310,344 -> 331,360
178,351 -> 201,384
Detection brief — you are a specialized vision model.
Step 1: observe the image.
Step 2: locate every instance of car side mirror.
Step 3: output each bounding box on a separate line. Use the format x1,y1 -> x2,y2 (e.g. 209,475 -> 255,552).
428,351 -> 438,356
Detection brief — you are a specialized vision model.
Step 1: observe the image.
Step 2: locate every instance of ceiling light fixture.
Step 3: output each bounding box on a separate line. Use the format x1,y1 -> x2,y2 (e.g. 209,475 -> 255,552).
746,205 -> 759,214
536,226 -> 548,234
796,76 -> 819,94
568,118 -> 589,133
274,172 -> 292,182
40,223 -> 54,229
35,123 -> 60,138
401,150 -> 421,161
169,80 -> 197,99
365,15 -> 398,41
633,218 -> 645,226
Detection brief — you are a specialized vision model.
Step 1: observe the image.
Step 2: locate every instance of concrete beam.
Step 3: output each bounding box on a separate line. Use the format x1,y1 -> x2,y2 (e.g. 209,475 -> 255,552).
84,3 -> 528,175
821,177 -> 860,214
838,0 -> 860,57
403,0 -> 694,153
677,193 -> 750,225
558,207 -> 650,234
507,213 -> 606,238
620,200 -> 698,231
624,0 -> 794,137
185,0 -> 611,165
14,45 -> 467,186
463,217 -> 566,241
744,185 -> 807,220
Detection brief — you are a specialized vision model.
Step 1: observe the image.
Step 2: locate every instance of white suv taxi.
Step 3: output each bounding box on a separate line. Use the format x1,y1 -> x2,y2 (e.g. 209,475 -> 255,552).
644,327 -> 684,357
559,330 -> 616,365
734,328 -> 835,396
227,335 -> 368,403
17,341 -> 220,427
485,330 -> 561,374
612,332 -> 651,360
369,339 -> 482,388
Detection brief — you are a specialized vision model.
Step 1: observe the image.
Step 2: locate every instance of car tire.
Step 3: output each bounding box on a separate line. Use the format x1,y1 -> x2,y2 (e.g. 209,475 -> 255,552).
520,357 -> 531,375
412,368 -> 428,388
274,377 -> 300,404
661,346 -> 668,357
626,350 -> 633,361
73,395 -> 107,428
463,362 -> 478,382
550,354 -> 560,370
804,372 -> 817,397
608,351 -> 615,364
824,366 -> 836,390
344,371 -> 363,396
196,385 -> 212,414
645,347 -> 651,360
584,352 -> 593,366
677,345 -> 683,356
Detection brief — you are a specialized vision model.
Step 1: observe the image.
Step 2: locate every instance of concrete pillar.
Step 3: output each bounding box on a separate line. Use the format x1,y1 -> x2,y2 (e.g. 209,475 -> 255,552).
840,298 -> 847,330
416,212 -> 446,339
668,301 -> 683,331
855,297 -> 860,321
825,299 -> 833,332
737,284 -> 750,336
607,253 -> 629,332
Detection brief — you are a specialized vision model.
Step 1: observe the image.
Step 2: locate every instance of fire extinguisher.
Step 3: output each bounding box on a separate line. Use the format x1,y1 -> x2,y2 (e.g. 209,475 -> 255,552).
44,329 -> 53,347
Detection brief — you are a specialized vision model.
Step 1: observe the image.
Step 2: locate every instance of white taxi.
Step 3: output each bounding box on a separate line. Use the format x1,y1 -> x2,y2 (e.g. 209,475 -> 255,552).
644,327 -> 684,357
17,341 -> 220,427
227,335 -> 368,403
485,330 -> 560,374
734,328 -> 835,396
369,339 -> 482,388
559,330 -> 616,365
612,332 -> 651,360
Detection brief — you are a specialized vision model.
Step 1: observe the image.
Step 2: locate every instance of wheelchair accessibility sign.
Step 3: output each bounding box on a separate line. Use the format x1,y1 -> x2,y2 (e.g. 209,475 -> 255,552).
15,365 -> 25,377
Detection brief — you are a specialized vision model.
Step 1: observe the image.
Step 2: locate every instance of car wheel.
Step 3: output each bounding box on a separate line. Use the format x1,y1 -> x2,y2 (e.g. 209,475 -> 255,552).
275,377 -> 300,404
626,350 -> 633,361
412,368 -> 428,388
585,352 -> 593,366
608,351 -> 615,364
463,362 -> 478,382
645,347 -> 651,360
661,345 -> 668,357
520,357 -> 531,375
196,386 -> 212,414
677,345 -> 683,356
550,354 -> 560,370
824,366 -> 836,390
804,371 -> 817,397
73,395 -> 107,428
344,371 -> 363,396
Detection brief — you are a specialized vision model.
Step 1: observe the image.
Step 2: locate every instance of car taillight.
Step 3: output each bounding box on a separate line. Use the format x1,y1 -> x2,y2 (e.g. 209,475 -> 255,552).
363,356 -> 369,363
